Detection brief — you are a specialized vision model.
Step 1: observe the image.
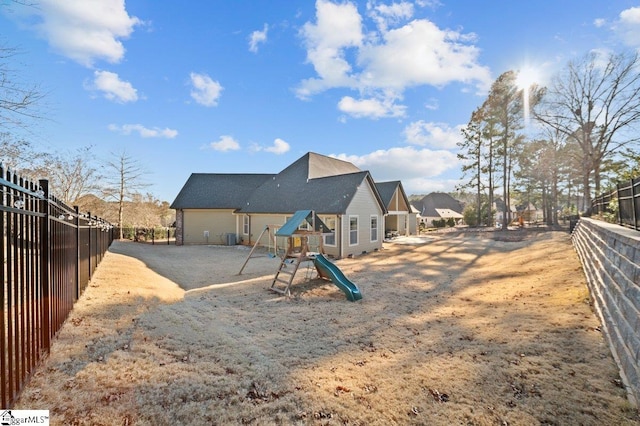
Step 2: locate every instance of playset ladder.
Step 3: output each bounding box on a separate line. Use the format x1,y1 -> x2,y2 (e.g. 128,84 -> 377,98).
270,255 -> 302,296
270,236 -> 310,296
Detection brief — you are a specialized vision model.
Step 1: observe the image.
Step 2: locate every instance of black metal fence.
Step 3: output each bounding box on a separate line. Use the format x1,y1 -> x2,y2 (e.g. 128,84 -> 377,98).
592,176 -> 640,231
1,166 -> 113,408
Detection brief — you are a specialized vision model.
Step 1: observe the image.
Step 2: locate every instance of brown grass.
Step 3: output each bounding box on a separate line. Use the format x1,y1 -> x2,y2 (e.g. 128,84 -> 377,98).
15,230 -> 640,425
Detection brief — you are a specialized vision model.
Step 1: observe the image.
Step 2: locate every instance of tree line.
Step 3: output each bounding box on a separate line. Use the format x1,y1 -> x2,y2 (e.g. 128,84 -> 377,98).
1,41 -> 173,236
0,136 -> 174,236
458,50 -> 640,228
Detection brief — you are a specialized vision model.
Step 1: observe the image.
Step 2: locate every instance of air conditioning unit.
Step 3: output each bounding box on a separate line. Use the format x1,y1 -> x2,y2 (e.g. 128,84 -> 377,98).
225,233 -> 236,246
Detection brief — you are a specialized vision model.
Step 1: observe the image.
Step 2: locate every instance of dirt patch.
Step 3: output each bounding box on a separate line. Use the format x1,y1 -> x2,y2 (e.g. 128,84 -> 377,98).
15,230 -> 639,425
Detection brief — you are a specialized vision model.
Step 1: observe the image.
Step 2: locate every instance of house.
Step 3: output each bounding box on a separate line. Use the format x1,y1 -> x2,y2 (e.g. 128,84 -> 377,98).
516,202 -> 543,223
375,181 -> 416,237
494,198 -> 518,226
412,192 -> 464,227
171,152 -> 414,258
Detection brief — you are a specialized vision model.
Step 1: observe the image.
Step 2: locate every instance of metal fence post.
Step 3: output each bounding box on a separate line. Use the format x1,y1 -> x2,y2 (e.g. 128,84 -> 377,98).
74,206 -> 80,300
87,211 -> 92,281
631,177 -> 638,230
38,179 -> 50,349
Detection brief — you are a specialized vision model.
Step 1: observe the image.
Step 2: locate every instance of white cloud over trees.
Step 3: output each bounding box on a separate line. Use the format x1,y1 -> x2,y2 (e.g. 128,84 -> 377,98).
297,0 -> 492,119
89,70 -> 138,103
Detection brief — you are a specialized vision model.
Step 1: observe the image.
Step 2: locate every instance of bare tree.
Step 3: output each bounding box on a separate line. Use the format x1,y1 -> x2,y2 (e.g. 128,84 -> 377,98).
0,43 -> 45,130
45,146 -> 103,204
104,151 -> 150,239
535,50 -> 640,211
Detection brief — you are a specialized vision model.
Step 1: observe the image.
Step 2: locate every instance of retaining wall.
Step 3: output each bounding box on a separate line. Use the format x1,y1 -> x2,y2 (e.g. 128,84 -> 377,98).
572,218 -> 640,406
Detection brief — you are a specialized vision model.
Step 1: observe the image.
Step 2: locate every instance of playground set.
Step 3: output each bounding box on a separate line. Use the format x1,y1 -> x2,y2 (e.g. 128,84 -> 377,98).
238,210 -> 362,302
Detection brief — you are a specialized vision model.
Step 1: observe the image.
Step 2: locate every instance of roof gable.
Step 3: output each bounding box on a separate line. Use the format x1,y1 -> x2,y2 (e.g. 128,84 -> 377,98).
238,152 -> 384,214
415,192 -> 463,217
375,181 -> 411,212
307,152 -> 361,179
239,170 -> 375,214
170,173 -> 272,209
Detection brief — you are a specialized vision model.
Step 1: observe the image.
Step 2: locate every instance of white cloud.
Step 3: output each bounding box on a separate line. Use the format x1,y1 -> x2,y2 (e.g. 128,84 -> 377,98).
251,138 -> 291,154
357,19 -> 491,90
338,95 -> 406,119
593,18 -> 606,28
403,121 -> 463,149
297,0 -> 492,117
249,24 -> 268,53
190,72 -> 223,107
210,135 -> 240,152
297,0 -> 364,98
367,1 -> 414,31
332,146 -> 459,181
401,176 -> 460,195
331,145 -> 462,195
16,0 -> 141,67
89,70 -> 138,103
616,6 -> 640,46
265,138 -> 290,154
108,124 -> 177,139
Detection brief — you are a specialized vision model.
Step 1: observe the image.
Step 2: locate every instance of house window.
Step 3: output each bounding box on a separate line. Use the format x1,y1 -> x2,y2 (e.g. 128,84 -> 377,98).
284,215 -> 311,231
299,220 -> 311,231
243,215 -> 249,235
370,215 -> 378,242
324,216 -> 336,246
349,216 -> 358,246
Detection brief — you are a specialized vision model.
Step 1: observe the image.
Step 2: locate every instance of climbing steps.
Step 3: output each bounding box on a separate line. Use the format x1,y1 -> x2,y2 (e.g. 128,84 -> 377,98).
270,237 -> 310,296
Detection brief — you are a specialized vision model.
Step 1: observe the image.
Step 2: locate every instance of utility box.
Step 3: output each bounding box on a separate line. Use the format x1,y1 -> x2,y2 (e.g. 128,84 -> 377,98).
225,233 -> 236,246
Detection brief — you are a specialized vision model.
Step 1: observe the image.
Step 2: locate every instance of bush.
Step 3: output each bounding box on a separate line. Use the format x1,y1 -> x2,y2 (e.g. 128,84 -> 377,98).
601,197 -> 619,224
432,219 -> 446,228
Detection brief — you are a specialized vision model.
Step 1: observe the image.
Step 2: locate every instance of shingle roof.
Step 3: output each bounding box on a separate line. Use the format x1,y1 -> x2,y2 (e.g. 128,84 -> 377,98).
413,192 -> 463,217
170,173 -> 273,209
238,168 -> 376,214
375,181 -> 399,206
375,181 -> 411,211
170,152 -> 387,215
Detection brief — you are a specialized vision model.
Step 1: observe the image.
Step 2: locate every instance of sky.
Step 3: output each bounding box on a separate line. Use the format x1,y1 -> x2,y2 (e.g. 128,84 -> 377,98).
2,0 -> 640,203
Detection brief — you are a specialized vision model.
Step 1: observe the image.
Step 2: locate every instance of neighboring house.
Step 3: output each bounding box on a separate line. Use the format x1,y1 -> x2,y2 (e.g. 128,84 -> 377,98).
412,192 -> 464,227
375,181 -> 415,237
494,198 -> 519,226
517,202 -> 543,223
171,152 -> 413,258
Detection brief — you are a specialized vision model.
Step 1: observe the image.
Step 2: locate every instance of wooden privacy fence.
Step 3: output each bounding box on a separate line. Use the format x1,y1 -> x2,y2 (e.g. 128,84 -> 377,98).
1,166 -> 113,408
592,176 -> 640,231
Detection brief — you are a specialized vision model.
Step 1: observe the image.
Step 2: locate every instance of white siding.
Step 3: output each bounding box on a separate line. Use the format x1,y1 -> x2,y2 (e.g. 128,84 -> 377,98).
341,181 -> 384,257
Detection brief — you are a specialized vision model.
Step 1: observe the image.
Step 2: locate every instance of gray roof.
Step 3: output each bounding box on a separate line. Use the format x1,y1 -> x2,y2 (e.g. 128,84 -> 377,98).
239,153 -> 385,214
412,192 -> 463,217
375,181 -> 410,211
171,152 -> 388,215
170,173 -> 273,209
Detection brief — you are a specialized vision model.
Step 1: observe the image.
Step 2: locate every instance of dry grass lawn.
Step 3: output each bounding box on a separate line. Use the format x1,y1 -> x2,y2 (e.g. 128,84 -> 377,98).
15,229 -> 640,425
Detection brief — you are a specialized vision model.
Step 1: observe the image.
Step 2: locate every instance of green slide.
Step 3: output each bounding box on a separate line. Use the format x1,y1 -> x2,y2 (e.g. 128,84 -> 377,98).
313,254 -> 362,301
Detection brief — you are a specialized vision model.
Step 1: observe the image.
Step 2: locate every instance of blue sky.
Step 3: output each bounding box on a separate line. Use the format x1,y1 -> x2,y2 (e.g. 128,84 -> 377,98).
2,1 -> 640,202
